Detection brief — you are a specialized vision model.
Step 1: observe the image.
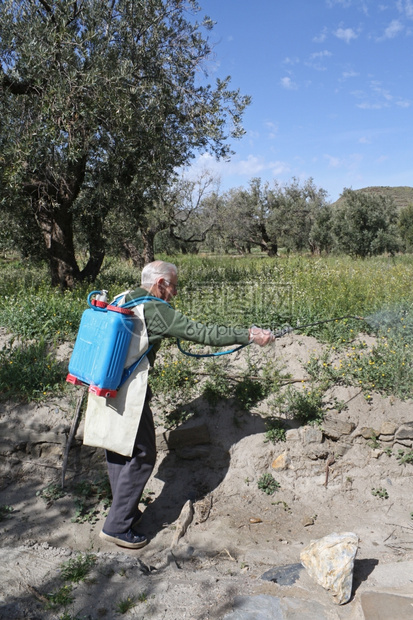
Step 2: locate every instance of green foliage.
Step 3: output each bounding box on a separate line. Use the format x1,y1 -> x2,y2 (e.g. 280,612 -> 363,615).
60,554 -> 97,584
257,473 -> 280,495
371,487 -> 389,499
71,477 -> 112,524
332,189 -> 400,257
282,385 -> 325,425
396,449 -> 413,465
202,360 -> 231,406
116,596 -> 137,614
36,484 -> 67,504
45,585 -> 74,610
264,418 -> 286,443
0,505 -> 14,521
1,0 -> 249,288
149,349 -> 197,410
0,339 -> 66,402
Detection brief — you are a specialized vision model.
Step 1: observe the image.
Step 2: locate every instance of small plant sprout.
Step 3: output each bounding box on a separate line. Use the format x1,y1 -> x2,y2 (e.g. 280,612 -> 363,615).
117,596 -> 136,614
371,487 -> 389,499
257,473 -> 280,495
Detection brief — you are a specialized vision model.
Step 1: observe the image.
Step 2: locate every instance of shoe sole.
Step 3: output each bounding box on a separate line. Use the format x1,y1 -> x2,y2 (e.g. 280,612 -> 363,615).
99,530 -> 147,549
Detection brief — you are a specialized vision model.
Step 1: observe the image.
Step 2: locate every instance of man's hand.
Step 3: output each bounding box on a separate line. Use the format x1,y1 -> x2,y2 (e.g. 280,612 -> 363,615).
249,326 -> 275,347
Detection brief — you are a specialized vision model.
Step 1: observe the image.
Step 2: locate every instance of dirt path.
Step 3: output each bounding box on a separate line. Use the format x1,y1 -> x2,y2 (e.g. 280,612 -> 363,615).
1,332 -> 413,619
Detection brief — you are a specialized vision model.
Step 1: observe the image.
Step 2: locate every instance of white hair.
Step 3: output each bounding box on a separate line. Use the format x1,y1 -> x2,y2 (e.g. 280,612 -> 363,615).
141,261 -> 177,288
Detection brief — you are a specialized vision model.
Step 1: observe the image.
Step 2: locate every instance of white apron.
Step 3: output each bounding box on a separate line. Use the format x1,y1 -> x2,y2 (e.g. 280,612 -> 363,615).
83,299 -> 150,457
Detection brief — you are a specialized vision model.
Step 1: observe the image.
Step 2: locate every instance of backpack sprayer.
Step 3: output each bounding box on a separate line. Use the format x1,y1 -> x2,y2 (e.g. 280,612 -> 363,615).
66,290 -> 166,398
67,289 -> 365,396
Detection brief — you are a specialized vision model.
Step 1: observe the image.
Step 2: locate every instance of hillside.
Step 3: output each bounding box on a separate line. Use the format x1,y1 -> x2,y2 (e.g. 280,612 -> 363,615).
331,186 -> 413,211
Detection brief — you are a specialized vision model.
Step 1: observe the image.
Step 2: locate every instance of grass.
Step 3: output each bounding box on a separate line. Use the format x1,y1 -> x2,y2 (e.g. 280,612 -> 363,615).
0,339 -> 66,402
2,253 -> 413,405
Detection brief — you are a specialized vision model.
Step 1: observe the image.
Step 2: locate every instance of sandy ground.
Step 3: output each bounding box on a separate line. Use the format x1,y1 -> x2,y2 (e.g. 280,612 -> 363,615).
1,328 -> 413,619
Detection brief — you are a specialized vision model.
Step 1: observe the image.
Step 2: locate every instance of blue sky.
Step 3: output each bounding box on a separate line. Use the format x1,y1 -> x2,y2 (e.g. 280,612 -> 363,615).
188,0 -> 413,202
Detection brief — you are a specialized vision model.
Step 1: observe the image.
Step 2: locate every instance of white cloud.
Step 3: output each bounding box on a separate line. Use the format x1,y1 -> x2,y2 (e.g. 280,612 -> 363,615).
186,153 -> 290,183
342,69 -> 359,79
358,136 -> 371,144
335,27 -> 358,43
313,27 -> 328,43
379,19 -> 404,39
397,0 -> 413,19
280,76 -> 298,90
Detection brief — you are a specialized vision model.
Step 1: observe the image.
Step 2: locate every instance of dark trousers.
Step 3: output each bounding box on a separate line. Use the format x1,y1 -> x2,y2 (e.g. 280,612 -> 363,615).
103,391 -> 156,534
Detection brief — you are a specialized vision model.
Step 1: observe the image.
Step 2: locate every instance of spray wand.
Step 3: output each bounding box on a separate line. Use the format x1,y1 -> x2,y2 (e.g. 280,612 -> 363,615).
272,315 -> 365,338
177,315 -> 365,358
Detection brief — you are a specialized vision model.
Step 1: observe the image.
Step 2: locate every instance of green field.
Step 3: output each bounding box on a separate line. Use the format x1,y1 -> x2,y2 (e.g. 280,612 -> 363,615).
1,254 -> 413,408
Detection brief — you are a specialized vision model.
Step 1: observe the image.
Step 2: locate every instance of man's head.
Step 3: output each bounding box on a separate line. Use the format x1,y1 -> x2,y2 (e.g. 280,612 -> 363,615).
141,261 -> 178,302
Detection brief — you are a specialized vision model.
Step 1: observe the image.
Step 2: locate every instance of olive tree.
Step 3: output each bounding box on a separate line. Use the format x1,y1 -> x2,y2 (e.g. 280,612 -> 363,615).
332,189 -> 400,257
0,0 -> 250,288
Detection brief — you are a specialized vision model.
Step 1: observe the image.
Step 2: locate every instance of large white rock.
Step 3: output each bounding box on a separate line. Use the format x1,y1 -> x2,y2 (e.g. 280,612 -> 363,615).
300,532 -> 359,605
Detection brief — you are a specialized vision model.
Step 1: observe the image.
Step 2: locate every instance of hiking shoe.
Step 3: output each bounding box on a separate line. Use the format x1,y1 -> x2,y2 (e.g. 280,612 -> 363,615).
99,528 -> 147,549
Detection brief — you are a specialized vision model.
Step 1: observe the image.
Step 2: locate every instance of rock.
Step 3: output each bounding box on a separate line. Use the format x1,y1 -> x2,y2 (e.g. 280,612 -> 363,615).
360,592 -> 413,620
171,499 -> 194,548
272,452 -> 290,470
302,516 -> 315,527
322,415 -> 356,440
176,445 -> 211,460
395,422 -> 413,441
156,422 -> 210,451
358,426 -> 378,440
285,429 -> 300,442
334,443 -> 352,457
380,421 -> 398,436
300,531 -> 359,605
261,563 -> 304,586
300,426 -> 323,444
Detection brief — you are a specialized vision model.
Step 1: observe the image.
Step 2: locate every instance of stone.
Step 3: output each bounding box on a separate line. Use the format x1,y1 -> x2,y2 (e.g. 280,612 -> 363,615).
300,426 -> 323,444
272,452 -> 291,470
358,426 -> 378,440
156,422 -> 210,451
261,563 -> 304,586
334,443 -> 352,457
380,421 -> 398,436
360,592 -> 413,620
223,595 -> 331,620
285,429 -> 300,442
300,531 -> 359,605
395,422 -> 413,441
322,415 -> 356,440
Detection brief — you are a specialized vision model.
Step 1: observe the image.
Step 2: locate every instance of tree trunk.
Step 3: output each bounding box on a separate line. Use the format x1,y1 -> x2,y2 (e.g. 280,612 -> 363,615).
34,198 -> 80,290
122,241 -> 144,269
141,228 -> 155,265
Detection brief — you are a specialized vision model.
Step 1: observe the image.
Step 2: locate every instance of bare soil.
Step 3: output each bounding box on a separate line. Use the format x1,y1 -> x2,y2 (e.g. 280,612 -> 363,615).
1,328 -> 413,619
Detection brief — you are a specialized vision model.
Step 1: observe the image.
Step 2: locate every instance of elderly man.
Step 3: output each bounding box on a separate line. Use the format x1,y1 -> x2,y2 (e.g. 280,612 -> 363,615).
99,260 -> 273,549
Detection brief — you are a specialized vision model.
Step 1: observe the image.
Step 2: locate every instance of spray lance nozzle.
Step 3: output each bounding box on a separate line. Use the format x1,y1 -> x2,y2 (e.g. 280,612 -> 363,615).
271,315 -> 365,339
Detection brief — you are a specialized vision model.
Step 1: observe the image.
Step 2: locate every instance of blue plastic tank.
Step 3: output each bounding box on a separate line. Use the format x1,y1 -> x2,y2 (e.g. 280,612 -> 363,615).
67,303 -> 134,397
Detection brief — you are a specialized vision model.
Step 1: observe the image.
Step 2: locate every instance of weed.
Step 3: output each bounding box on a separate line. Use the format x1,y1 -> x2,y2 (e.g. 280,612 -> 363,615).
272,500 -> 291,513
0,504 -> 13,521
0,339 -> 66,402
202,359 -> 231,406
116,596 -> 136,614
396,449 -> 413,465
45,585 -> 74,609
234,376 -> 267,410
37,483 -> 66,504
60,553 -> 97,583
284,386 -> 324,425
137,592 -> 148,603
371,487 -> 389,499
264,418 -> 286,443
384,446 -> 393,456
70,476 -> 112,523
257,473 -> 280,495
367,432 -> 380,449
